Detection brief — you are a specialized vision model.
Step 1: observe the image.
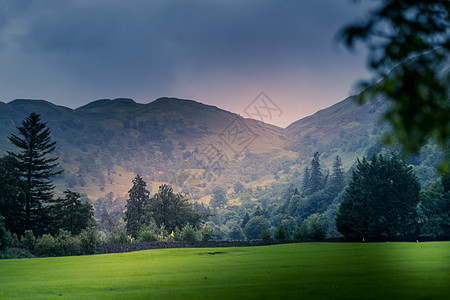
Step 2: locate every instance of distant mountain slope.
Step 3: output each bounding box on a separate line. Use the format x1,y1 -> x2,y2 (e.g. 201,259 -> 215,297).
0,96 -> 387,202
285,96 -> 388,168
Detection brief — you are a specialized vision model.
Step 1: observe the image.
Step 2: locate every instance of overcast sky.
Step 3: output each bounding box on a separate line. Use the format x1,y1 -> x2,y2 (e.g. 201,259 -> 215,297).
0,0 -> 373,127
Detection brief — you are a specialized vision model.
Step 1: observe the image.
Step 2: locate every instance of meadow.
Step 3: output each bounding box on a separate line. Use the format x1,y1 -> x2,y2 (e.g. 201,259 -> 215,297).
0,242 -> 449,299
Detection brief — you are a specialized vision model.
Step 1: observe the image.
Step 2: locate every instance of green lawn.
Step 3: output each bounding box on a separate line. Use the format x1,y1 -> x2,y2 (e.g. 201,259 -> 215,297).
0,242 -> 449,299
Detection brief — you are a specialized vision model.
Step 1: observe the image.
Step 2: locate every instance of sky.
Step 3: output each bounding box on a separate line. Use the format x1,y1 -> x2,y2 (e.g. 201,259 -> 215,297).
0,0 -> 373,128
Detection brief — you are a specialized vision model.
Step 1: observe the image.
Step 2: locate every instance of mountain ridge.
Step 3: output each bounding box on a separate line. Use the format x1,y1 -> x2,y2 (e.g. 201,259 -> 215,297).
0,96 -> 387,202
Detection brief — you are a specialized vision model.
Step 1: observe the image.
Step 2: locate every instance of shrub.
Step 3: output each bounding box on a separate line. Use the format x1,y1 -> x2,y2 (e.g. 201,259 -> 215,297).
227,225 -> 245,241
172,227 -> 183,241
0,247 -> 34,259
137,230 -> 158,242
244,216 -> 270,240
34,234 -> 56,257
21,230 -> 36,250
0,216 -> 9,250
108,230 -> 133,244
11,233 -> 19,247
55,230 -> 81,256
181,223 -> 198,241
200,226 -> 217,242
294,214 -> 327,240
260,229 -> 272,241
79,229 -> 99,254
274,224 -> 289,240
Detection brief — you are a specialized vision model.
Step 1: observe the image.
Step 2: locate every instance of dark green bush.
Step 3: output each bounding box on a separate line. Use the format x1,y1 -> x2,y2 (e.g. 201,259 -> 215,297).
181,223 -> 198,241
34,234 -> 56,257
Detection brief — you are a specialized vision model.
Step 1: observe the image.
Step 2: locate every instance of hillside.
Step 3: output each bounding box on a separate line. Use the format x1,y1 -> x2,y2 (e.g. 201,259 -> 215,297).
0,96 -> 387,202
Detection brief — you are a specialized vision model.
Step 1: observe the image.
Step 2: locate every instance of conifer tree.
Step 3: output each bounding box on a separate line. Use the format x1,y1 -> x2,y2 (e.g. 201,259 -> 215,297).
125,175 -> 150,238
336,154 -> 420,241
301,166 -> 310,196
308,152 -> 325,195
328,155 -> 345,196
7,113 -> 62,235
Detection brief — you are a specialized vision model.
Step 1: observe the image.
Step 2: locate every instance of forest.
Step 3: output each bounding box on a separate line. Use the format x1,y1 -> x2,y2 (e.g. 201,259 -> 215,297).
1,112 -> 449,258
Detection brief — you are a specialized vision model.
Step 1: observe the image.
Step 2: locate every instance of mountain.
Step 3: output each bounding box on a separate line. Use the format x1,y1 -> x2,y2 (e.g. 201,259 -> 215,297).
0,96 -> 388,203
285,96 -> 388,168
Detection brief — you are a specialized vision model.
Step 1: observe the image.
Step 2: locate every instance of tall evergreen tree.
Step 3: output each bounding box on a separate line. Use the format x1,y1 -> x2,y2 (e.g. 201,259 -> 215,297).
301,167 -> 310,196
7,113 -> 62,235
125,175 -> 150,238
308,152 -> 325,195
336,154 -> 420,241
328,155 -> 345,197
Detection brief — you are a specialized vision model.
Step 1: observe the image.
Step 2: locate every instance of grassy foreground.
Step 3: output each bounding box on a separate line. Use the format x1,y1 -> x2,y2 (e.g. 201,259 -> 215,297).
0,242 -> 449,299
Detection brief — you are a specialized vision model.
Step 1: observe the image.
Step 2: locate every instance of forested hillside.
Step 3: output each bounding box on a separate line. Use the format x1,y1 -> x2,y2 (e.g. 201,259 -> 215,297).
0,96 -> 442,203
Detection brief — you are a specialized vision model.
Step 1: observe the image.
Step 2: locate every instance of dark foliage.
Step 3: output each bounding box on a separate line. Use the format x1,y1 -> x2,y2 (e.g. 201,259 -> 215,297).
125,175 -> 150,238
147,184 -> 205,232
341,0 -> 450,168
336,154 -> 420,241
50,190 -> 94,235
7,113 -> 62,235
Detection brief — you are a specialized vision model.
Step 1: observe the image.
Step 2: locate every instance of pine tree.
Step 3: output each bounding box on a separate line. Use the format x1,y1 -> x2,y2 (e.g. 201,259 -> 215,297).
328,155 -> 345,197
7,113 -> 62,235
301,167 -> 310,196
308,152 -> 325,195
125,175 -> 150,238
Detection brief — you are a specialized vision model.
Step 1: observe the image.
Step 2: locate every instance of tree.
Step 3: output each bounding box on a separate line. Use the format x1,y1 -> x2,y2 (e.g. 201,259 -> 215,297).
0,215 -> 9,251
7,113 -> 62,235
148,184 -> 203,232
233,181 -> 245,194
241,212 -> 250,228
243,216 -> 270,240
419,172 -> 450,239
0,155 -> 26,235
301,167 -> 310,196
327,155 -> 345,197
125,175 -> 150,238
341,0 -> 450,168
336,154 -> 420,241
274,224 -> 289,240
210,186 -> 228,208
50,190 -> 94,236
228,224 -> 245,240
295,214 -> 326,240
306,152 -> 326,195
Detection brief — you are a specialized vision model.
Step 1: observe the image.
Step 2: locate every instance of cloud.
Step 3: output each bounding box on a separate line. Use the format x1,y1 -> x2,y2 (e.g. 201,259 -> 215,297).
0,0 -> 372,126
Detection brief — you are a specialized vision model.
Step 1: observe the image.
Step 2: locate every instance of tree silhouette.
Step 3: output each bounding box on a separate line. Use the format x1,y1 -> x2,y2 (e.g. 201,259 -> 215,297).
8,113 -> 62,235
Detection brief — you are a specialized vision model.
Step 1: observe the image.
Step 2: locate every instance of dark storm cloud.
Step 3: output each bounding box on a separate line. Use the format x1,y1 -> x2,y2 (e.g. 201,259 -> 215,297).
0,0 -> 371,125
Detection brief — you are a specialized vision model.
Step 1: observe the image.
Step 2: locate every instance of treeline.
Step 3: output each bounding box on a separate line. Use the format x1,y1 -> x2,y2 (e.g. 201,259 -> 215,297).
123,176 -> 209,239
203,151 -> 450,243
201,152 -> 346,242
2,113 -> 450,258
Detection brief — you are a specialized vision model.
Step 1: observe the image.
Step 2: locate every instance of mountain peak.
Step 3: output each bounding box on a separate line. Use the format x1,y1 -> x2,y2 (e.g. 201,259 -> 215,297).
75,98 -> 142,114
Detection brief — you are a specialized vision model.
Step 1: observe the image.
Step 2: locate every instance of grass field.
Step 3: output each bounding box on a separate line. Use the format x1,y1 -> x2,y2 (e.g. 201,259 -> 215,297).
0,242 -> 449,299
